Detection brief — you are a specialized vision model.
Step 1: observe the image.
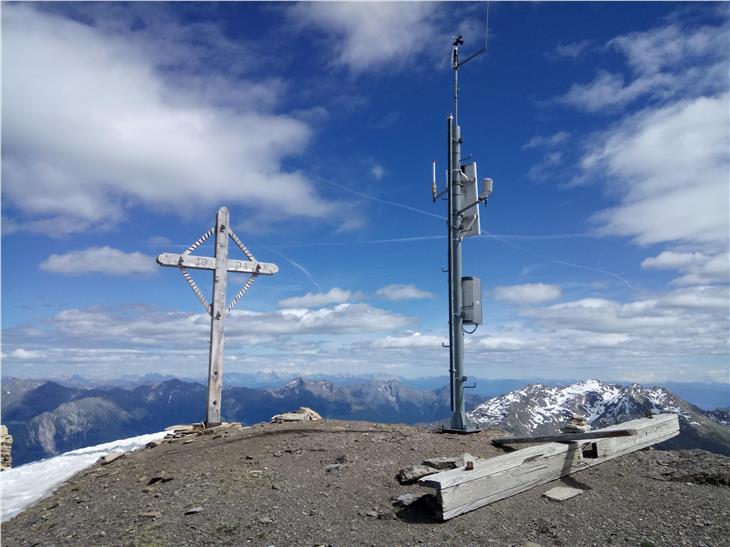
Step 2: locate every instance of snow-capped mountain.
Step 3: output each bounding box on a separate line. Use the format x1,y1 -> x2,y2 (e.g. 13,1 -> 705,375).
468,379 -> 730,456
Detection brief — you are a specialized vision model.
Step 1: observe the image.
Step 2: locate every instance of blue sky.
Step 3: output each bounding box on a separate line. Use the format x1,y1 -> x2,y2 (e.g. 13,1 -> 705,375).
2,2 -> 728,384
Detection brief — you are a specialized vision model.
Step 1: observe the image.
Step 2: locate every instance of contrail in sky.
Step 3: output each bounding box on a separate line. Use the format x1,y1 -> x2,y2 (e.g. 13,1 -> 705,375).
481,231 -> 637,290
263,247 -> 321,291
317,177 -> 445,221
312,176 -> 635,289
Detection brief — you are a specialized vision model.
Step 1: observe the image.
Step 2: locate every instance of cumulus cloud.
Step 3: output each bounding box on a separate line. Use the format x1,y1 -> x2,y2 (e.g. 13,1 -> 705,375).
2,5 -> 334,236
660,286 -> 729,311
559,70 -> 665,113
374,331 -> 444,349
492,283 -> 562,305
552,13 -> 729,250
527,151 -> 563,181
278,288 -> 361,308
586,94 -> 729,246
287,2 -> 440,73
375,284 -> 434,301
475,336 -> 532,351
641,251 -> 708,270
370,164 -> 385,180
672,252 -> 730,286
525,291 -> 729,351
147,236 -> 173,247
23,303 -> 411,349
8,348 -> 45,360
557,18 -> 729,111
40,247 -> 156,276
547,40 -> 593,61
641,250 -> 729,286
523,131 -> 570,149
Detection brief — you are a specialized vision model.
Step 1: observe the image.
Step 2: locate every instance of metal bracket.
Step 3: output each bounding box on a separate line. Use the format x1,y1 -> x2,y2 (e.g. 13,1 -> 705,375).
169,225 -> 265,316
179,226 -> 215,316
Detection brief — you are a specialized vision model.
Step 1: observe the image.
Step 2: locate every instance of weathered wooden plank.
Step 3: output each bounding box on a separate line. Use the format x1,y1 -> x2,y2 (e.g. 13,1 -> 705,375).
419,414 -> 679,520
206,207 -> 229,426
156,253 -> 278,275
492,428 -> 637,445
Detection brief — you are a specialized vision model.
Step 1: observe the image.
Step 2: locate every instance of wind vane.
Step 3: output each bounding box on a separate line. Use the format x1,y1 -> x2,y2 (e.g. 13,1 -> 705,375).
157,207 -> 278,426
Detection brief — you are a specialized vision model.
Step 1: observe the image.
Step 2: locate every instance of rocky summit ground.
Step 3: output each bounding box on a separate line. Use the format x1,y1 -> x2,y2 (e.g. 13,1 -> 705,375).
3,420 -> 730,547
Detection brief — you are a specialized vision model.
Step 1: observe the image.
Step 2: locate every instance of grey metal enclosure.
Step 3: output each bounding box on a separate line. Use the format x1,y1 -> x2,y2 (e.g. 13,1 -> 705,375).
461,276 -> 482,325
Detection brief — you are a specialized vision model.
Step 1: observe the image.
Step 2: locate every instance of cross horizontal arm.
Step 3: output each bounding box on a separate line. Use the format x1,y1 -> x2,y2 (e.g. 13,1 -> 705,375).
156,253 -> 278,275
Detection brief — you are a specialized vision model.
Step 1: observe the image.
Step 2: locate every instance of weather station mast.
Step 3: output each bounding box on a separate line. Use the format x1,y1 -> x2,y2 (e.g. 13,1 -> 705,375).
432,33 -> 494,433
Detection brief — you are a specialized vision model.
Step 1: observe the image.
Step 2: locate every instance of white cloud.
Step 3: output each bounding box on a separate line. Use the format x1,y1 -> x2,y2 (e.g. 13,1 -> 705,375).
370,164 -> 385,180
147,236 -> 172,247
288,2 -> 439,73
35,303 -> 410,347
555,14 -> 729,249
278,288 -> 361,308
660,286 -> 729,312
558,70 -> 664,112
587,94 -> 729,246
492,283 -> 562,305
523,131 -> 570,149
375,284 -> 434,301
548,40 -> 593,61
672,252 -> 730,287
527,151 -> 563,181
8,349 -> 45,360
2,5 -> 335,235
374,332 -> 444,349
40,247 -> 155,276
641,250 -> 729,286
641,251 -> 708,270
475,336 -> 531,352
557,18 -> 729,112
579,333 -> 630,348
609,18 -> 729,78
525,292 -> 728,347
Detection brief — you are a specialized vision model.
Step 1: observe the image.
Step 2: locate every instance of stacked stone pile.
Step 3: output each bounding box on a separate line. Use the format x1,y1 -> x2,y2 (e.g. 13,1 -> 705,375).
562,415 -> 590,433
1,425 -> 12,470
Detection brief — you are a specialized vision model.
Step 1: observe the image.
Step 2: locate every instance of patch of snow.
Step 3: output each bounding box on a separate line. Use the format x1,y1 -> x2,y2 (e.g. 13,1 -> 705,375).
1,431 -> 166,522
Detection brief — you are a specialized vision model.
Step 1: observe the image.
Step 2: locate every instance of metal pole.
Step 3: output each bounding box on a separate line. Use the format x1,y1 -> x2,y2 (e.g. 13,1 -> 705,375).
449,119 -> 469,431
447,43 -> 474,432
447,115 -> 455,412
206,206 -> 229,426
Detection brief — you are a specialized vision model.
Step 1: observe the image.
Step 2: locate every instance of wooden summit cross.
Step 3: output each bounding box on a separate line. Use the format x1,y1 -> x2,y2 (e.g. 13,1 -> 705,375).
157,207 -> 278,426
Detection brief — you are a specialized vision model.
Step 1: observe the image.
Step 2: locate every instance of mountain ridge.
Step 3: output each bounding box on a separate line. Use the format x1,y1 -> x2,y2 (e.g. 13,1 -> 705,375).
468,379 -> 730,455
3,376 -> 729,466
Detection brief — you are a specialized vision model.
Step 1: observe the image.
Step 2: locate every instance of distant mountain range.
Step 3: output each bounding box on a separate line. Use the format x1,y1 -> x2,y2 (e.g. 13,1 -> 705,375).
468,379 -> 730,456
3,376 -> 729,466
14,373 -> 729,410
1,376 -> 473,466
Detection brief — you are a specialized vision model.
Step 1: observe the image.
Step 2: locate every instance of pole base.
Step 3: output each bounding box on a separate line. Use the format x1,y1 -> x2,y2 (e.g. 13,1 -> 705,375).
439,426 -> 482,435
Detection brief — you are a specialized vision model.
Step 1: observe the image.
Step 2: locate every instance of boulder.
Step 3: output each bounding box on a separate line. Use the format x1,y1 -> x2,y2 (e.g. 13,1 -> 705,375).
271,407 -> 323,423
397,464 -> 438,484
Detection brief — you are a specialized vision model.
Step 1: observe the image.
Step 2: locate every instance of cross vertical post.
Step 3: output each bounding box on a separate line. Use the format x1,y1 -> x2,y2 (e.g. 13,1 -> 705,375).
157,207 -> 278,427
206,207 -> 229,426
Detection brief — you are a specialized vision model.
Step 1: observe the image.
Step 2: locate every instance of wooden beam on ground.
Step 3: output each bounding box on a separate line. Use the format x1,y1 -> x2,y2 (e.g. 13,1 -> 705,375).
492,428 -> 638,446
419,414 -> 679,521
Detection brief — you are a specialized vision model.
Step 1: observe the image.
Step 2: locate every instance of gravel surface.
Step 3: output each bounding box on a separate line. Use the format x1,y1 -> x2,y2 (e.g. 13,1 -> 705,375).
3,419 -> 729,547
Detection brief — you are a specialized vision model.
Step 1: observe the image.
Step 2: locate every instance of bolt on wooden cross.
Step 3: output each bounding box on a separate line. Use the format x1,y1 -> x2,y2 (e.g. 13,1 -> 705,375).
157,207 -> 278,426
